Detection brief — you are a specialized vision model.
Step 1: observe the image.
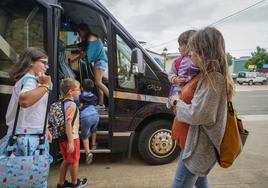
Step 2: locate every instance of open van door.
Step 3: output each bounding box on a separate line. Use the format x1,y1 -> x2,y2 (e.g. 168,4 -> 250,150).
0,0 -> 60,138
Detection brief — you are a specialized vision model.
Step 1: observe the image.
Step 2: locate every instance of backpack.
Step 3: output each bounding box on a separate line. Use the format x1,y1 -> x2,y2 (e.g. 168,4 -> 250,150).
48,99 -> 77,142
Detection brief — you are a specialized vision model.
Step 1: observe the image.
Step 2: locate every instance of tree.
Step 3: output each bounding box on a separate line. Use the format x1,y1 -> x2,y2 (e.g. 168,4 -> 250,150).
245,46 -> 268,70
226,52 -> 233,66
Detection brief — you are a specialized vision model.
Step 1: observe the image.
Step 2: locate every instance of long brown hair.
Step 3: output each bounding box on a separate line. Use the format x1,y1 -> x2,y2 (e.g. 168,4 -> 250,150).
188,27 -> 235,100
9,47 -> 48,81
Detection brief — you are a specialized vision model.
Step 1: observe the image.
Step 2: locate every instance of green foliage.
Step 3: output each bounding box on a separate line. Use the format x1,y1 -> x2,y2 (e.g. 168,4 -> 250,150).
226,52 -> 233,66
245,46 -> 268,70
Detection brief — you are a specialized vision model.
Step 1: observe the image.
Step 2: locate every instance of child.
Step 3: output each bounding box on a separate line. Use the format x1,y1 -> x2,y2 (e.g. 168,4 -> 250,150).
68,23 -> 108,107
57,78 -> 88,188
167,30 -> 199,109
0,47 -> 52,187
79,78 -> 100,164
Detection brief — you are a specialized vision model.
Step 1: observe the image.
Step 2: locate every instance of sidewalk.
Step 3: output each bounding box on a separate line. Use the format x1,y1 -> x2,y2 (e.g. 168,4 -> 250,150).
235,84 -> 268,92
47,119 -> 268,188
209,120 -> 268,188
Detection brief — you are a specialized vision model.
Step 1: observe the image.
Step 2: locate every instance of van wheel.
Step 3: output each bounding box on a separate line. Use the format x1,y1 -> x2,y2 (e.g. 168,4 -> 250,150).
138,120 -> 180,165
248,80 -> 253,85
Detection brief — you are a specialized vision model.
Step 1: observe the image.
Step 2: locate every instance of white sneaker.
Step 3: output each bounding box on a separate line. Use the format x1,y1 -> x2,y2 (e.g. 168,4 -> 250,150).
96,104 -> 106,109
86,152 -> 93,164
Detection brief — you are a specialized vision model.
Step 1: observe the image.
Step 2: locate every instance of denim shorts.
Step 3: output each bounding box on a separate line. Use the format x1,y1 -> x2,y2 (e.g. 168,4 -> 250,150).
94,60 -> 107,71
80,113 -> 100,140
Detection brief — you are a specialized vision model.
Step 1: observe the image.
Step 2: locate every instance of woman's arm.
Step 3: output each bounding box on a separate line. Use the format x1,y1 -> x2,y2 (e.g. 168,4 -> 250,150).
19,74 -> 51,108
175,74 -> 225,126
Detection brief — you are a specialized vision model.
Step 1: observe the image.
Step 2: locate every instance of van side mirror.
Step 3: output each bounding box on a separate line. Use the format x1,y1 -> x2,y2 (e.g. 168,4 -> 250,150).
131,48 -> 145,75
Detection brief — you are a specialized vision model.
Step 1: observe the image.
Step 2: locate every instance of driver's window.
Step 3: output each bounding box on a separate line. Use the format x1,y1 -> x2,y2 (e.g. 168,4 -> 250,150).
116,35 -> 135,89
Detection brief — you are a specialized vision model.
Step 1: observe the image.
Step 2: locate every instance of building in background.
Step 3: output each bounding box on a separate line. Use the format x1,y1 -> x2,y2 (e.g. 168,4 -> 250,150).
232,56 -> 251,73
146,49 -> 179,72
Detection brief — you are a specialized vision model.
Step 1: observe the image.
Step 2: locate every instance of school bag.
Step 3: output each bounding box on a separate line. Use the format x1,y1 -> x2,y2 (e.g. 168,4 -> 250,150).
48,99 -> 77,142
0,76 -> 52,187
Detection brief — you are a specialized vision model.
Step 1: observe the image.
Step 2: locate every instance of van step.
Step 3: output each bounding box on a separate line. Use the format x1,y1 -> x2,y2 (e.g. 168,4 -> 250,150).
80,149 -> 111,153
96,130 -> 109,135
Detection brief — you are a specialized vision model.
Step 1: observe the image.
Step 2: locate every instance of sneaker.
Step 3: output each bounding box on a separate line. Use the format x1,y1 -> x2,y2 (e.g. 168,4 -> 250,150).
96,104 -> 105,109
91,144 -> 97,150
86,152 -> 93,164
71,178 -> 88,188
57,180 -> 72,188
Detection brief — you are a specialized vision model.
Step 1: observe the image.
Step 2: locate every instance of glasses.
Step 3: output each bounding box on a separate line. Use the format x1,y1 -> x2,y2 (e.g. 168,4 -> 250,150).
38,59 -> 49,67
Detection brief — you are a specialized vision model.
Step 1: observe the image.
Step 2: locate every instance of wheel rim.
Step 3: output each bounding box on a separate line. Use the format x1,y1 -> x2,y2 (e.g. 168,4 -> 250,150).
148,128 -> 176,158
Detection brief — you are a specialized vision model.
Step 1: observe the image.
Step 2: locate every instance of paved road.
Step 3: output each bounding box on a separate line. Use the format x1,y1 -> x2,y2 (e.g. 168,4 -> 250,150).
47,84 -> 268,188
48,120 -> 268,188
234,85 -> 268,115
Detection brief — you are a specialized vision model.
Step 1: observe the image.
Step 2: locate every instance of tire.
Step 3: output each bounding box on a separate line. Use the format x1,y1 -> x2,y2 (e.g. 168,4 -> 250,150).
138,119 -> 180,165
238,82 -> 243,85
261,80 -> 266,85
248,80 -> 253,85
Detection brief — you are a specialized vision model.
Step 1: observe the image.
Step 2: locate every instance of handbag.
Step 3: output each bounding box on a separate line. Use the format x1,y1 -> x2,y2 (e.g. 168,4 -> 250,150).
217,86 -> 249,168
0,77 -> 52,187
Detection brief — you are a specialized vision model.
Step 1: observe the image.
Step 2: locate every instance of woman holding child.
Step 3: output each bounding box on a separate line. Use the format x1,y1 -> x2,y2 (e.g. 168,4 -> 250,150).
171,27 -> 235,188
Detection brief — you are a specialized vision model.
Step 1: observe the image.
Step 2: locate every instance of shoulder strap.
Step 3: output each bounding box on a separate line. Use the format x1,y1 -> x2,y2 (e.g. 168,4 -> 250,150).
63,99 -> 78,127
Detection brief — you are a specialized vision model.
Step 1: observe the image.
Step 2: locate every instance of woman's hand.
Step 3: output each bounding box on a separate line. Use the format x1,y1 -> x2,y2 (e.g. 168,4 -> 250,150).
38,73 -> 51,86
171,94 -> 180,107
79,51 -> 86,58
68,141 -> 74,153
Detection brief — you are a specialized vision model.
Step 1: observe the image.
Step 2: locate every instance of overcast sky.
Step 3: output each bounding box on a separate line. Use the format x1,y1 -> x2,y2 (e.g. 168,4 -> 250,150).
99,0 -> 268,58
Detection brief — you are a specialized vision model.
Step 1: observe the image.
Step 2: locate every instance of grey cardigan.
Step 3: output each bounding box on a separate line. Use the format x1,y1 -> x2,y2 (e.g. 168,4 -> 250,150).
176,72 -> 227,176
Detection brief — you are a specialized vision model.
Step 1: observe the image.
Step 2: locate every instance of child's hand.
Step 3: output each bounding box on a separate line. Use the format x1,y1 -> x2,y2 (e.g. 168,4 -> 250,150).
38,73 -> 51,86
174,77 -> 184,85
68,141 -> 74,153
45,128 -> 52,143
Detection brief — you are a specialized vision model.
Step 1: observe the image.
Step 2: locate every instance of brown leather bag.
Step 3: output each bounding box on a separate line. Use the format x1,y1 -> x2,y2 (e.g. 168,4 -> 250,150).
217,99 -> 249,168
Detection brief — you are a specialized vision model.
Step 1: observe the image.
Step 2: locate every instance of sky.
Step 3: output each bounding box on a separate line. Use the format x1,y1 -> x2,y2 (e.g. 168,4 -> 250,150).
99,0 -> 268,58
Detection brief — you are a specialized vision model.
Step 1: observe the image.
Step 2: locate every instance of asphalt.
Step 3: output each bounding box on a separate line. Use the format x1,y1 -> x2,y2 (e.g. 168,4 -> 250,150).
47,84 -> 268,188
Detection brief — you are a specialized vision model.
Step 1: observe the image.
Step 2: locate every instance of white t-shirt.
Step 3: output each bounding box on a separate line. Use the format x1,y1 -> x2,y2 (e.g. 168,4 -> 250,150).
6,73 -> 48,132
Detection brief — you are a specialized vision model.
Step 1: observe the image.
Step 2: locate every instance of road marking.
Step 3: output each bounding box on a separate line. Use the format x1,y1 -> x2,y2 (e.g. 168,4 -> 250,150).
239,114 -> 268,122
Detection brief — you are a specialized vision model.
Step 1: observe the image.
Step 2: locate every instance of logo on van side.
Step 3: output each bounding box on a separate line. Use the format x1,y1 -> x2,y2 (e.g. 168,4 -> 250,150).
147,84 -> 162,91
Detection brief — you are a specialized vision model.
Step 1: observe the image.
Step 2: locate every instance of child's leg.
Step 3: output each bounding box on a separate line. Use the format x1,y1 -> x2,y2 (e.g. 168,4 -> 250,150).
98,88 -> 104,106
70,161 -> 79,184
82,138 -> 90,154
58,160 -> 69,185
91,132 -> 97,147
94,68 -> 109,97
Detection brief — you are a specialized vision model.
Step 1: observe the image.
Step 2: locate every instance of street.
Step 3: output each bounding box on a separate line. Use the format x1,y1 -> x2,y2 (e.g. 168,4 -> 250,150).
48,84 -> 268,188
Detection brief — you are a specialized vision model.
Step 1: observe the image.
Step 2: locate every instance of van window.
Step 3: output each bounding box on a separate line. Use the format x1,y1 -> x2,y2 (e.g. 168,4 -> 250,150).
238,72 -> 246,78
116,35 -> 136,89
0,2 -> 46,78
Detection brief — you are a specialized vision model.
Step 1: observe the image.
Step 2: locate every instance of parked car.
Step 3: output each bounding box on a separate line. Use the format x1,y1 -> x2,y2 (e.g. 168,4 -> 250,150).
237,71 -> 267,85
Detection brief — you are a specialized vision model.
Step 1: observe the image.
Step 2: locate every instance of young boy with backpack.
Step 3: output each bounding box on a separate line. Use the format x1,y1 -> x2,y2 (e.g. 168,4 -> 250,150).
55,78 -> 87,188
79,78 -> 99,164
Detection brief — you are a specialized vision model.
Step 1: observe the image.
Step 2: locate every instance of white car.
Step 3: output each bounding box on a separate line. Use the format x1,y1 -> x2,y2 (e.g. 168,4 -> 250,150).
237,71 -> 267,85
